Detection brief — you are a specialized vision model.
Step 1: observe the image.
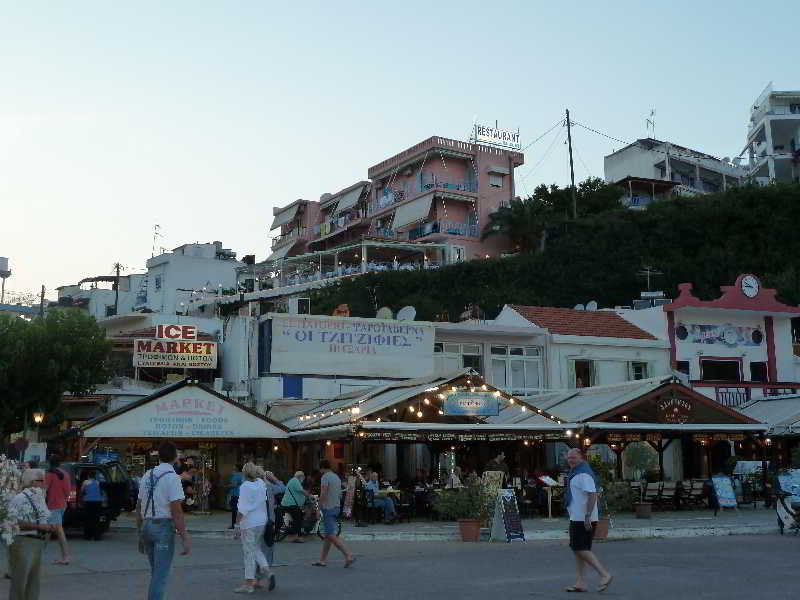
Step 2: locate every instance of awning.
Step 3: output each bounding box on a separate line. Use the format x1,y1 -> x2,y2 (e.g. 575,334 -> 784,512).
270,204 -> 300,230
488,165 -> 510,175
333,185 -> 365,215
392,195 -> 433,230
265,242 -> 296,263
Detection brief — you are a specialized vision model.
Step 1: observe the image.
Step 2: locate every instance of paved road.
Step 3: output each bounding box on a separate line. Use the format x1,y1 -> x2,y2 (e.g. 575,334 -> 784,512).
3,531 -> 797,599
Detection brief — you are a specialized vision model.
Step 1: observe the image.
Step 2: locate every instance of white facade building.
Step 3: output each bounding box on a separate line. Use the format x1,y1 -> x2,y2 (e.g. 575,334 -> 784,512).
743,83 -> 800,184
604,138 -> 747,208
495,305 -> 671,389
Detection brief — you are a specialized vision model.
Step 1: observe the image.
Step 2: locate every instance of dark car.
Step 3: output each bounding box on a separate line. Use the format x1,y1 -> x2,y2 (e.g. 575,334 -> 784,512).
57,461 -> 136,538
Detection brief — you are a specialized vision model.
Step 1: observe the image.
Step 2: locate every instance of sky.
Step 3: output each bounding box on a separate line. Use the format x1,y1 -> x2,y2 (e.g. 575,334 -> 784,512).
0,1 -> 796,298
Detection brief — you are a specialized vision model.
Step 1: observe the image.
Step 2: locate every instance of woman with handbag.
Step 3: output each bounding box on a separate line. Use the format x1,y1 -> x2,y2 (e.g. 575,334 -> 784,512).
233,463 -> 274,594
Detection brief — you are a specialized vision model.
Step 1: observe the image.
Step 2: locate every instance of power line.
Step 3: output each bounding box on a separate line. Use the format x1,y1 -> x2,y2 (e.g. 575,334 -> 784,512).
520,118 -> 566,153
519,126 -> 566,185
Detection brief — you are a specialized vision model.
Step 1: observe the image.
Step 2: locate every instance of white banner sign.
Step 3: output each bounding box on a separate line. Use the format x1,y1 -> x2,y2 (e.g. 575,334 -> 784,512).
269,314 -> 434,378
472,123 -> 521,150
133,339 -> 218,369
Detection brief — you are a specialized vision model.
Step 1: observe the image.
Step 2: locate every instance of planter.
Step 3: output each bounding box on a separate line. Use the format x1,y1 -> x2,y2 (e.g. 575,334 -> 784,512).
457,519 -> 482,542
634,502 -> 653,519
594,516 -> 610,540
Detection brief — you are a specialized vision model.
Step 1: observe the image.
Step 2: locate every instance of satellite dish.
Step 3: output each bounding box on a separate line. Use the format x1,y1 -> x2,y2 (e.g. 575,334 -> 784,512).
397,306 -> 417,321
573,304 -> 585,311
376,307 -> 393,320
586,300 -> 598,311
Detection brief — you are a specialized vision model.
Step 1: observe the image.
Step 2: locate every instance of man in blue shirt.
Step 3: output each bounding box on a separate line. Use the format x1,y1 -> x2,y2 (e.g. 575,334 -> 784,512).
364,471 -> 396,523
227,464 -> 244,530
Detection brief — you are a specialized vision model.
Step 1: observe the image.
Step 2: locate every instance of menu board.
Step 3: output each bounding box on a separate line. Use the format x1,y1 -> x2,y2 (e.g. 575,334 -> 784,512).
711,475 -> 737,509
490,489 -> 525,543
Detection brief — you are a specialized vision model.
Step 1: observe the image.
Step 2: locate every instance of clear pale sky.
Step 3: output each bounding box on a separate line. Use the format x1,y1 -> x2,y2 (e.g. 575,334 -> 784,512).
0,1 -> 795,297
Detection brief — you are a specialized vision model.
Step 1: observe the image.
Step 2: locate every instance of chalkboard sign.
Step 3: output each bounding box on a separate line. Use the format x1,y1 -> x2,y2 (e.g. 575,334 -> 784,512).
490,489 -> 525,543
711,475 -> 737,509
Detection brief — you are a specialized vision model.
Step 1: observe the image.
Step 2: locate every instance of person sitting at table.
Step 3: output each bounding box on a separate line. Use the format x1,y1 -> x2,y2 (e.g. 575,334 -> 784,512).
361,471 -> 396,524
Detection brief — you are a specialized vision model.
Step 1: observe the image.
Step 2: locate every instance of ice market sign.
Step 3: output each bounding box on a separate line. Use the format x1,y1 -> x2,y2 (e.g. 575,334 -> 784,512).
133,324 -> 217,369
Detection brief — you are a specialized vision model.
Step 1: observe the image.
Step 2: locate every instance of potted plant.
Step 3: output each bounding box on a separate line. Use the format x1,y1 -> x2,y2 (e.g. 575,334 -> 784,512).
433,481 -> 491,542
588,456 -> 614,539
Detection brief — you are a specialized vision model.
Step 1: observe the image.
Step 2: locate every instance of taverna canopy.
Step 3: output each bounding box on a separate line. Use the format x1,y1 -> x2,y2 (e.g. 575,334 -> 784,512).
81,378 -> 288,439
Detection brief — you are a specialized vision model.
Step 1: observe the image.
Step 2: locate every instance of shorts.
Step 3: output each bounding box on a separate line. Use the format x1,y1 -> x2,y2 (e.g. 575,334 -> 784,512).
321,507 -> 340,537
48,509 -> 65,525
569,520 -> 596,552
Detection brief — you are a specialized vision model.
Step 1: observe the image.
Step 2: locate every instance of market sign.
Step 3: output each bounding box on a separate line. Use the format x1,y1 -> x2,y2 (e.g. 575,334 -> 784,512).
443,392 -> 499,416
83,385 -> 287,439
133,339 -> 218,369
471,122 -> 521,150
268,314 -> 434,378
656,395 -> 694,424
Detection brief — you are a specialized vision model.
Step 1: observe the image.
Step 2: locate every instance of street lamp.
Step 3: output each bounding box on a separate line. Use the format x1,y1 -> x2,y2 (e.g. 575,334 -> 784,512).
33,410 -> 44,425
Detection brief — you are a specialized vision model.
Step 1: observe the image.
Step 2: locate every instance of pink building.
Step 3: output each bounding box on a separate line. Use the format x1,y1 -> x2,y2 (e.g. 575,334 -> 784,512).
263,135 -> 524,289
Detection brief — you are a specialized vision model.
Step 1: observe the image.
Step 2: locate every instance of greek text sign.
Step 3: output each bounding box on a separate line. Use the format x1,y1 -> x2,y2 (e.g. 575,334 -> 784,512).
269,314 -> 434,378
656,395 -> 694,424
133,339 -> 218,369
83,386 -> 287,439
443,392 -> 499,416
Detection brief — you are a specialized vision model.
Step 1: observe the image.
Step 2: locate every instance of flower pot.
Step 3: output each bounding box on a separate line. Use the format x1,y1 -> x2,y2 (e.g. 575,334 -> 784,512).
457,519 -> 482,542
634,502 -> 652,519
594,516 -> 609,540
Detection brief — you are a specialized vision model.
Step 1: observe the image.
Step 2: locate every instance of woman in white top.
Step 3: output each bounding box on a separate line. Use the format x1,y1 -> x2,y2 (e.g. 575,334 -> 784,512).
233,462 -> 273,594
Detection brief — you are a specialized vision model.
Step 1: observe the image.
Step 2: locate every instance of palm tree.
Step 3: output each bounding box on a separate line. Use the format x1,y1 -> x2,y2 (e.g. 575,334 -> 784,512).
482,196 -> 553,253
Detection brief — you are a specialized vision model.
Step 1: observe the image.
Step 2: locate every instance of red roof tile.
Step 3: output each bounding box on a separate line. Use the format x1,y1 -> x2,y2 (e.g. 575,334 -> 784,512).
510,305 -> 657,340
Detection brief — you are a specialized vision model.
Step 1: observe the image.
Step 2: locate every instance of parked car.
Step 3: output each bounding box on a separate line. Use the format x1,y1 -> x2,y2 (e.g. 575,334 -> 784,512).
57,461 -> 136,538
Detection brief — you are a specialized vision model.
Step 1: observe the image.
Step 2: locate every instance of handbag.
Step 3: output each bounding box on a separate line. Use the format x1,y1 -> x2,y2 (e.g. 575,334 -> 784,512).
263,521 -> 275,547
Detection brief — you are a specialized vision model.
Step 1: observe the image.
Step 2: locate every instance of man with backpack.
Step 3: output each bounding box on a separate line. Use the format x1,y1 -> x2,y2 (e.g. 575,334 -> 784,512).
135,442 -> 191,600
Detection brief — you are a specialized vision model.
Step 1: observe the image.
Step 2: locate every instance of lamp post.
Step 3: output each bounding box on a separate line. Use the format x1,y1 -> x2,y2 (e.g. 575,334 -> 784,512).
33,409 -> 44,442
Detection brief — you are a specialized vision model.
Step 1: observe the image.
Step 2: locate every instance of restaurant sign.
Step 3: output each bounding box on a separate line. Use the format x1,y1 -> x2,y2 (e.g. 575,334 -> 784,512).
361,431 -> 550,442
443,392 -> 499,416
656,395 -> 693,424
133,339 -> 218,369
471,122 -> 522,150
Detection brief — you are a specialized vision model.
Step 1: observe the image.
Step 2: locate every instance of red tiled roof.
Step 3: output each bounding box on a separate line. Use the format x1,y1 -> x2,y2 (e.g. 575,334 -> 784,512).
510,305 -> 657,340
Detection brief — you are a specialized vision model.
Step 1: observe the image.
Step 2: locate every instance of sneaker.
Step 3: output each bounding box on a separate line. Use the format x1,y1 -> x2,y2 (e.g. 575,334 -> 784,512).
233,585 -> 255,594
268,574 -> 276,592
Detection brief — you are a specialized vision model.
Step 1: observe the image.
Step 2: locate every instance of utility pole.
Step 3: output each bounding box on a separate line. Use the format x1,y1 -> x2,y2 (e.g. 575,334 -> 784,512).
113,262 -> 123,315
39,285 -> 45,318
566,109 -> 577,220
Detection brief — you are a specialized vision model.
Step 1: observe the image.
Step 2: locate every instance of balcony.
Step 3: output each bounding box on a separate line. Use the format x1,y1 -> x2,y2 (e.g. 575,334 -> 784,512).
271,227 -> 307,249
408,220 -> 479,241
368,176 -> 478,217
692,381 -> 800,408
370,227 -> 407,241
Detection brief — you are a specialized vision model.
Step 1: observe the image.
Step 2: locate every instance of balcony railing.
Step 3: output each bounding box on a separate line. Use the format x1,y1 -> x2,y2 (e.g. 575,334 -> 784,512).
370,227 -> 407,241
409,220 -> 479,240
368,177 -> 478,217
271,227 -> 307,249
692,381 -> 800,408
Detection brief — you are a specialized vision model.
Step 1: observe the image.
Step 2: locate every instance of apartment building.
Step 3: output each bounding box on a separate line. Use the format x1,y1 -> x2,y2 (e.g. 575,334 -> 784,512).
743,83 -> 800,184
604,138 -> 747,209
256,135 -> 524,292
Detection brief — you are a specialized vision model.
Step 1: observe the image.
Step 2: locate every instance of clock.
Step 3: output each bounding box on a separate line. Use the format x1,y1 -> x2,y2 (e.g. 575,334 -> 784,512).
741,275 -> 760,298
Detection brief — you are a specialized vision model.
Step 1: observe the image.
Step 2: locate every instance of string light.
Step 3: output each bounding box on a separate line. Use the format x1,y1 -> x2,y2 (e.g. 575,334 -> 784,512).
524,441 -> 529,446
493,391 -> 501,398
376,418 -> 381,423
509,399 -> 515,405
326,440 -> 331,446
417,410 -> 423,418
438,409 -> 444,415
521,406 -> 527,412
273,445 -> 279,451
393,408 -> 397,413
408,406 -> 415,412
352,407 -> 360,415
423,398 -> 430,405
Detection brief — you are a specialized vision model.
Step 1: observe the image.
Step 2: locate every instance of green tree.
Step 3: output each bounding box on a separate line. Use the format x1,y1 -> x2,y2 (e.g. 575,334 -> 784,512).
481,195 -> 552,253
0,311 -> 112,436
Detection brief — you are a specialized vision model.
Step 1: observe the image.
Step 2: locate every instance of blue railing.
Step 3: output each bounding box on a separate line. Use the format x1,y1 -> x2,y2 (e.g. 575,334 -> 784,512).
409,220 -> 479,240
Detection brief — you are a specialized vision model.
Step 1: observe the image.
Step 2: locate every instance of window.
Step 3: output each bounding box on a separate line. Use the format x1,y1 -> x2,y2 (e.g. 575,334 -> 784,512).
571,360 -> 595,388
790,104 -> 800,114
436,342 -> 483,375
750,362 -> 768,383
629,361 -> 649,380
488,173 -> 504,188
700,359 -> 741,382
154,275 -> 162,291
490,345 -> 543,396
676,361 -> 690,376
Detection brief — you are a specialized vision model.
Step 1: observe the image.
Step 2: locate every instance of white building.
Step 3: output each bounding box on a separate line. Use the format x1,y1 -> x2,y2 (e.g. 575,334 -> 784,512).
495,305 -> 671,389
604,138 -> 747,208
743,83 -> 800,184
54,241 -> 242,320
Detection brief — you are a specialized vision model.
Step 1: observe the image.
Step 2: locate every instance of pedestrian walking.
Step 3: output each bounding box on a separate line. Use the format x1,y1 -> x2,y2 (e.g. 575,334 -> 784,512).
8,468 -> 56,600
280,471 -> 309,542
135,441 -> 191,600
80,472 -> 103,540
312,459 -> 354,568
44,456 -> 72,564
564,448 -> 612,593
256,467 -> 285,579
233,462 -> 274,593
227,464 -> 244,529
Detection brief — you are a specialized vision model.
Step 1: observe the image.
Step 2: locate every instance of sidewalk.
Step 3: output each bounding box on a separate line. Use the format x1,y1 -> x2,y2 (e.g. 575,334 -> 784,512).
112,506 -> 778,542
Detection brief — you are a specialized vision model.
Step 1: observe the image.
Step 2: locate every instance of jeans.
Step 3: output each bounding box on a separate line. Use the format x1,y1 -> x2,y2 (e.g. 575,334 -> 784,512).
84,501 -> 102,540
230,496 -> 239,528
141,519 -> 175,600
372,497 -> 396,520
9,536 -> 45,600
240,525 -> 269,580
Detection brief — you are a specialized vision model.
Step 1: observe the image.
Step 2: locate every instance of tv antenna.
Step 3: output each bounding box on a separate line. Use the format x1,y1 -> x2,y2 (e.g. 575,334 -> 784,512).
152,224 -> 164,257
646,109 -> 656,138
637,266 -> 663,292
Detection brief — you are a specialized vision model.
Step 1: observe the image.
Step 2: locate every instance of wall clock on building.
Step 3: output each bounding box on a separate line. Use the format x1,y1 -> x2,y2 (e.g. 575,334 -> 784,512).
741,275 -> 760,298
